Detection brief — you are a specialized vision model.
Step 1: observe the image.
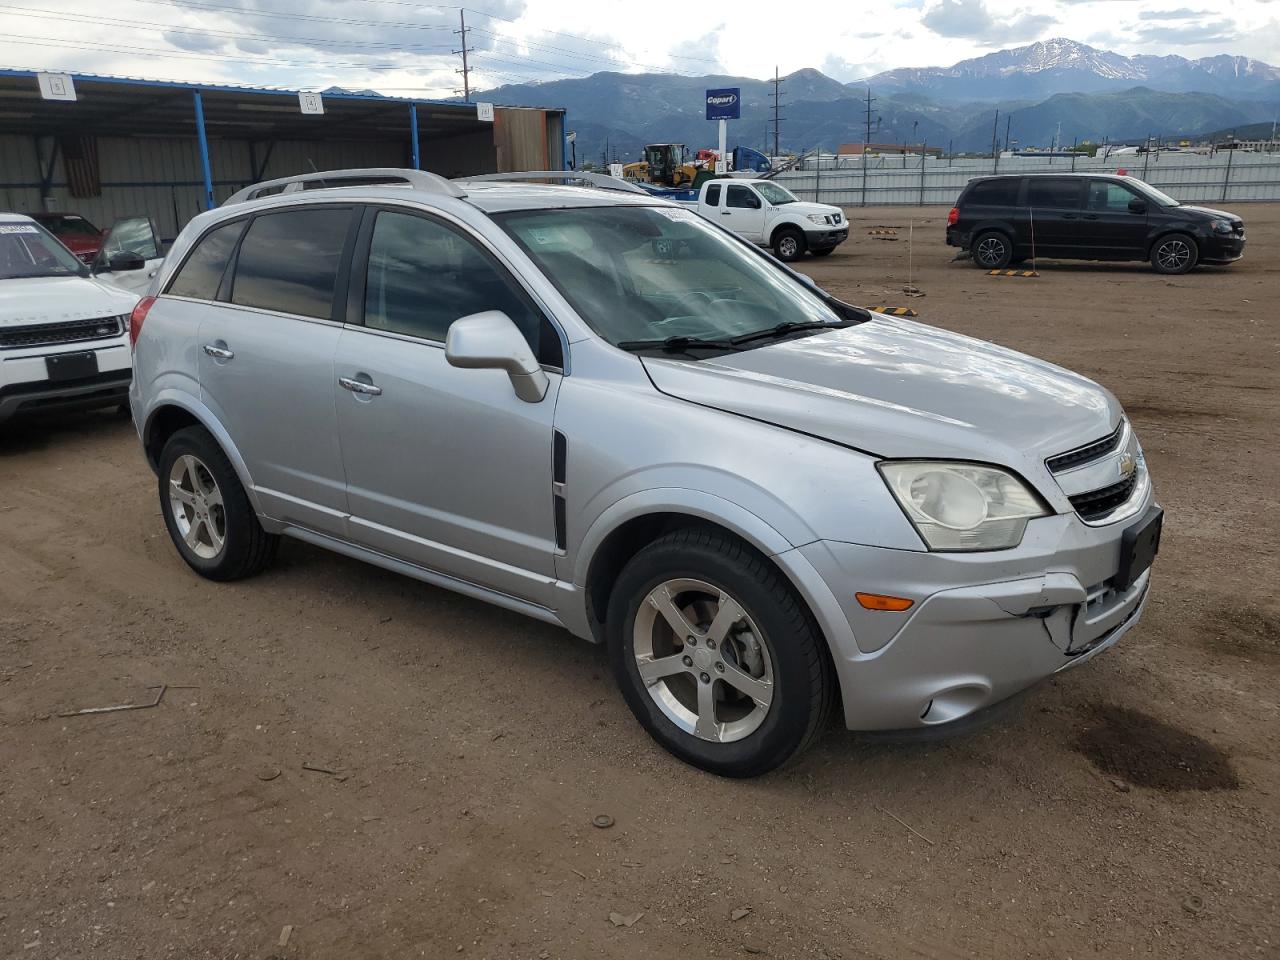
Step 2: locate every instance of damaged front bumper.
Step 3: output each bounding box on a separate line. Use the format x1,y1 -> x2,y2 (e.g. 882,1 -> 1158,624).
793,507 -> 1156,731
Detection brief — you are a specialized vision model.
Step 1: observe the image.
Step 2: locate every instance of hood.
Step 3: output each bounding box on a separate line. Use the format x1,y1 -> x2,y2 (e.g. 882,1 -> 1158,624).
58,235 -> 102,255
0,275 -> 139,327
642,316 -> 1121,474
778,201 -> 842,220
1177,205 -> 1241,223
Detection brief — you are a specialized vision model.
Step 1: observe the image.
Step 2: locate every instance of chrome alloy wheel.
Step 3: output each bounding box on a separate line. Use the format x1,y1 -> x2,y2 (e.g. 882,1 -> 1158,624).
168,454 -> 226,560
975,236 -> 1007,266
1156,238 -> 1192,271
633,578 -> 775,743
777,235 -> 799,259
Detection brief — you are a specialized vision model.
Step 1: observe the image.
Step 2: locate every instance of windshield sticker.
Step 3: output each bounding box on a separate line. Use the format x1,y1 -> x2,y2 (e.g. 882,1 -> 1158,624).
0,225 -> 40,234
528,228 -> 554,245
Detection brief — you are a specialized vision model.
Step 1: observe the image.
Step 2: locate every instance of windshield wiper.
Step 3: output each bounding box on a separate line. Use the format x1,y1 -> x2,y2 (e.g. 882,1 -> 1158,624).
616,335 -> 741,354
730,319 -> 853,346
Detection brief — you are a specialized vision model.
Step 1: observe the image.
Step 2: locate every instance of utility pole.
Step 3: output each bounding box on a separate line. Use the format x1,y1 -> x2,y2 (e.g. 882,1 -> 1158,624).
860,87 -> 879,207
1004,114 -> 1011,152
770,66 -> 784,159
453,10 -> 473,102
991,109 -> 999,173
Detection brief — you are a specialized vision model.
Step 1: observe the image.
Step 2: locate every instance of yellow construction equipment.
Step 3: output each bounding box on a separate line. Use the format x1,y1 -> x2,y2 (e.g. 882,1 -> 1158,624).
622,143 -> 702,187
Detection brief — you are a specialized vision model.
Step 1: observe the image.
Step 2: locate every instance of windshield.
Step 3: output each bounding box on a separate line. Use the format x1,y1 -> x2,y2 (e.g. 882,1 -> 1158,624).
753,182 -> 797,205
496,205 -> 847,349
1126,178 -> 1179,207
0,224 -> 88,280
36,214 -> 101,237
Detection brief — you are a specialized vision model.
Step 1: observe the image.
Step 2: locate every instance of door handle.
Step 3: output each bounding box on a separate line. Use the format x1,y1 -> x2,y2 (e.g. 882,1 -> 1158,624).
202,343 -> 234,360
1083,214 -> 1099,220
338,376 -> 382,397
1062,214 -> 1078,220
720,210 -> 732,215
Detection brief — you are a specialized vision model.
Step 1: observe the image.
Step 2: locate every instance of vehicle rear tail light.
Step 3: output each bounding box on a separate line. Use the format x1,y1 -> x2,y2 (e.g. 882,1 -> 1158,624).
129,296 -> 156,348
947,207 -> 959,226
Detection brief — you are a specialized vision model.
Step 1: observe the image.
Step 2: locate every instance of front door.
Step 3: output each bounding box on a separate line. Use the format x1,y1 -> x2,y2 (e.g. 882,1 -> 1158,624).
1024,177 -> 1086,257
333,207 -> 563,606
720,184 -> 767,242
197,205 -> 356,535
1082,179 -> 1149,258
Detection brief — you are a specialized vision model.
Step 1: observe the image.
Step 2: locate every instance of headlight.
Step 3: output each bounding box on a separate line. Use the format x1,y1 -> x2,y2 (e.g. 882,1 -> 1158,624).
1211,220 -> 1234,235
807,213 -> 829,225
878,461 -> 1049,551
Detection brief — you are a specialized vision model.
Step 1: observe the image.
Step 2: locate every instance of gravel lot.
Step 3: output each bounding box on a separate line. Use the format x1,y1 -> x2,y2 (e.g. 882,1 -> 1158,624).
2,204 -> 1277,960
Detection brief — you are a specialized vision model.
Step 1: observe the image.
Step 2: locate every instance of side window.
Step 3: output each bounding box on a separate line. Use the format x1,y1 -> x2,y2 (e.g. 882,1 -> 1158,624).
726,185 -> 761,209
965,179 -> 1019,206
705,183 -> 721,207
1088,181 -> 1138,212
1026,178 -> 1083,210
362,210 -> 561,366
230,207 -> 352,320
167,220 -> 246,301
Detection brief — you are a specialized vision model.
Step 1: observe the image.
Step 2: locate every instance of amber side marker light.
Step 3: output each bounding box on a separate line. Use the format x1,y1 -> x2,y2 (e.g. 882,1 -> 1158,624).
855,593 -> 914,612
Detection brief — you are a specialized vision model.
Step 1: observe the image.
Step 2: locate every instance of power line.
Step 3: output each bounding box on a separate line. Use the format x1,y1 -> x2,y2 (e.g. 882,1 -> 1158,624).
453,8 -> 473,101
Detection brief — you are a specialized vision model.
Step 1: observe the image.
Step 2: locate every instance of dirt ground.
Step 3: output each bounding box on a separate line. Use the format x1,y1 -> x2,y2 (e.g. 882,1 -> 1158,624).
2,205 -> 1277,960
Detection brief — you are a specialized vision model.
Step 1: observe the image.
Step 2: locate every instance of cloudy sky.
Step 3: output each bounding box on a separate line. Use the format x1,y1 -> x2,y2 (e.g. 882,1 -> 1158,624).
1,0 -> 1278,96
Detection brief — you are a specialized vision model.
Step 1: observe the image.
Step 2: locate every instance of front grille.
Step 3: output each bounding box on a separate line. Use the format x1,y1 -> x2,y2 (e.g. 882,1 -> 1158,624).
0,315 -> 123,350
1046,421 -> 1124,473
1068,472 -> 1138,522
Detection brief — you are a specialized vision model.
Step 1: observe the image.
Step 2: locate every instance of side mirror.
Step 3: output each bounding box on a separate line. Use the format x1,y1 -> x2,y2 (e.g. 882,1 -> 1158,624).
107,252 -> 146,272
1128,198 -> 1147,215
446,311 -> 549,404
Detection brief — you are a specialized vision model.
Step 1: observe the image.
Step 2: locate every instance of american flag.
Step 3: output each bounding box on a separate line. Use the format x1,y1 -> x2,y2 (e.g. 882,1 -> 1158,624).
59,136 -> 100,198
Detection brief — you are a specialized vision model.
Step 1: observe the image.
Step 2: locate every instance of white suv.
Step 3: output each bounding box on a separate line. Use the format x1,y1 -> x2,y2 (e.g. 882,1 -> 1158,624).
0,213 -> 143,424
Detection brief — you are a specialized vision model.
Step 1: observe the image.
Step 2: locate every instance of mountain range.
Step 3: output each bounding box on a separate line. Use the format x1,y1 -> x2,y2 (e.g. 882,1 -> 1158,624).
474,39 -> 1280,164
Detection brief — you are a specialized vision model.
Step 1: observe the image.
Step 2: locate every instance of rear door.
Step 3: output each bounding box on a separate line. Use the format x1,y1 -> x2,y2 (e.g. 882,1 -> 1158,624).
720,184 -> 767,242
332,205 -> 563,605
1024,177 -> 1086,257
1082,179 -> 1148,258
196,204 -> 356,535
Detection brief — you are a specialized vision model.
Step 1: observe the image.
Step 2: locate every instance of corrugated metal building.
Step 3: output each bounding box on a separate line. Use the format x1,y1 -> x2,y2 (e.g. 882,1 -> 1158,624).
0,70 -> 567,238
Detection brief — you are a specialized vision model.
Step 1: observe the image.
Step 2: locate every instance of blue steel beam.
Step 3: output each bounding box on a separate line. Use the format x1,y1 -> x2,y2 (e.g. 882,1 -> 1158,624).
192,91 -> 215,210
410,104 -> 421,170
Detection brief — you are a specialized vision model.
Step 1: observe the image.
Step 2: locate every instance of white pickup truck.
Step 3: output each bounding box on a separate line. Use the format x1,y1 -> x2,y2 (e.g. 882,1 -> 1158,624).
680,179 -> 848,261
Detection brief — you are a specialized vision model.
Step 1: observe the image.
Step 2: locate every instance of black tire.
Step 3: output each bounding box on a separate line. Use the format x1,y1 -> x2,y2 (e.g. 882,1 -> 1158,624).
158,425 -> 278,581
606,526 -> 836,778
772,227 -> 806,262
971,230 -> 1013,269
1150,233 -> 1198,275
811,248 -> 836,257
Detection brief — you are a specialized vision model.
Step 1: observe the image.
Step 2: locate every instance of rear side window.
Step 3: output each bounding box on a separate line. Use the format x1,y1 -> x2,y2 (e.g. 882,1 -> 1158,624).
964,179 -> 1020,207
167,220 -> 245,301
361,210 -> 561,366
230,207 -> 352,320
705,183 -> 721,207
1026,178 -> 1083,210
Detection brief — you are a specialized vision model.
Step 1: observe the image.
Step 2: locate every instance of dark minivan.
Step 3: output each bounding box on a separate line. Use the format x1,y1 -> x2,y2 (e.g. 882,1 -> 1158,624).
946,173 -> 1245,274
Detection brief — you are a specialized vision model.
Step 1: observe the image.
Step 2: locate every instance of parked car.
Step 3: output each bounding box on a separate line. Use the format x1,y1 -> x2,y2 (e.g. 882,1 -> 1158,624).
681,178 -> 848,261
30,212 -> 104,265
0,213 -> 151,424
130,168 -> 1160,778
946,173 -> 1245,274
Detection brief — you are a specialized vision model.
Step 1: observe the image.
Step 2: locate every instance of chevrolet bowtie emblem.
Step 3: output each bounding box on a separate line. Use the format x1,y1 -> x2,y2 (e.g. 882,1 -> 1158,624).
1118,452 -> 1136,477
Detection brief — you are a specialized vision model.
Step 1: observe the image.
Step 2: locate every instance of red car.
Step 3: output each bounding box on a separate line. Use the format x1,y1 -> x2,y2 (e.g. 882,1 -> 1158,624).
29,212 -> 104,265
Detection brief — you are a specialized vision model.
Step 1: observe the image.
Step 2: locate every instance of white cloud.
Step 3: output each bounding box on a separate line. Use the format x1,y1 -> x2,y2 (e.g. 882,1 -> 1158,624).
0,0 -> 1276,97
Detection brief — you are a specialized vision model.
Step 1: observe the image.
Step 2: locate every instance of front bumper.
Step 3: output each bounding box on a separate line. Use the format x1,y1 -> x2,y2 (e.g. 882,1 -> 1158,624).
788,503 -> 1156,731
1199,233 -> 1245,264
806,227 -> 848,251
0,341 -> 132,424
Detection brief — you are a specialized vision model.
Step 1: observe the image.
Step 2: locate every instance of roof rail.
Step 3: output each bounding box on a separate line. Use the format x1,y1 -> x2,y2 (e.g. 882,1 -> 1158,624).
456,170 -> 648,195
223,168 -> 466,205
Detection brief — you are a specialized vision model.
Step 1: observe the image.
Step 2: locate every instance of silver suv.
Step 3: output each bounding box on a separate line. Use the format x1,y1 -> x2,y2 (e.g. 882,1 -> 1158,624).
129,168 -> 1161,777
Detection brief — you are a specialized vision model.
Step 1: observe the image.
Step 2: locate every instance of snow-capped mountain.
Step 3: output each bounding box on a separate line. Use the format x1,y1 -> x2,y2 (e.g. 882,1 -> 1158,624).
860,39 -> 1280,100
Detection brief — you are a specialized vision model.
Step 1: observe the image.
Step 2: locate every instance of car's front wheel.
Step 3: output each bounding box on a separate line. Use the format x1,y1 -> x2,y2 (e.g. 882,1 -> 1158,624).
773,228 -> 806,262
971,230 -> 1013,269
1151,233 -> 1198,274
607,527 -> 835,777
158,425 -> 278,581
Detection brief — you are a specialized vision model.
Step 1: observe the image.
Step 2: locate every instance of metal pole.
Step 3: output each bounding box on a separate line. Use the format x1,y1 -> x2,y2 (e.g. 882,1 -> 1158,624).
815,148 -> 821,203
409,104 -> 420,170
920,141 -> 926,206
192,91 -> 215,211
1222,145 -> 1234,202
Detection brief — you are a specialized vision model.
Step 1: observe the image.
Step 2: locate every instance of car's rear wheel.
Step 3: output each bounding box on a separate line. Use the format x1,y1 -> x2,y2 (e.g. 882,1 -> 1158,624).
1151,233 -> 1198,274
607,527 -> 835,778
158,426 -> 277,581
972,231 -> 1012,269
773,228 -> 806,262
